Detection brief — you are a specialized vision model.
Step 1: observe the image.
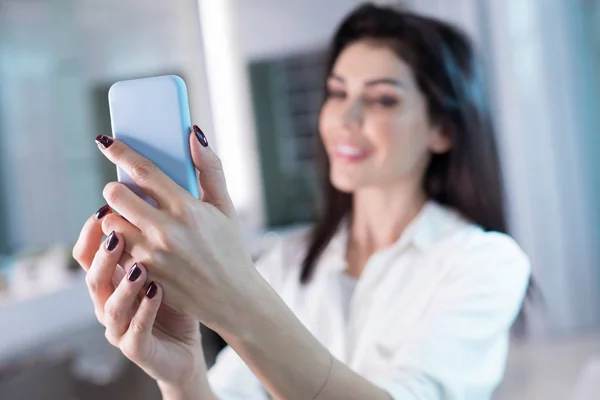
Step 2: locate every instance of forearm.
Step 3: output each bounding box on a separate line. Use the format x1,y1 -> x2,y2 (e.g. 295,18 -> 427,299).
220,276 -> 391,400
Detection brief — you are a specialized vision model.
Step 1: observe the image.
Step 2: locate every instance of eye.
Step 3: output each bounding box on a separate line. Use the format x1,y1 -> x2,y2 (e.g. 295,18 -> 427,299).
377,96 -> 399,107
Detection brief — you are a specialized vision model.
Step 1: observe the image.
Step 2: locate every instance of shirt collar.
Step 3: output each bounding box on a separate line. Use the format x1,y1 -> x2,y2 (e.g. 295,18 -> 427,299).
321,201 -> 469,272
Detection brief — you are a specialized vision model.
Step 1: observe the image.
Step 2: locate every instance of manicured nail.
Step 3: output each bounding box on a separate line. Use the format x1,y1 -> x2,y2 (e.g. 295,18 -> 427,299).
146,282 -> 158,299
105,231 -> 119,251
193,125 -> 208,147
95,134 -> 114,149
95,204 -> 110,220
127,264 -> 142,282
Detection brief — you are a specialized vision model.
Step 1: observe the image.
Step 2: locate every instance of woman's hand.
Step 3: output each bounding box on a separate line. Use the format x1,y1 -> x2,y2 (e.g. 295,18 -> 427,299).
92,128 -> 262,336
72,211 -> 208,394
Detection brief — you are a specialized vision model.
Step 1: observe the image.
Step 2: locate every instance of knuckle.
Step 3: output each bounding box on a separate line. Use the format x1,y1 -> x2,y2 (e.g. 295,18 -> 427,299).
110,142 -> 127,163
175,203 -> 196,224
103,182 -> 125,206
147,250 -> 168,267
208,152 -> 224,172
101,214 -> 122,236
85,272 -> 99,293
129,316 -> 146,335
130,159 -> 157,182
100,214 -> 114,233
72,244 -> 84,263
104,329 -> 119,347
149,224 -> 176,251
104,302 -> 120,322
94,308 -> 105,326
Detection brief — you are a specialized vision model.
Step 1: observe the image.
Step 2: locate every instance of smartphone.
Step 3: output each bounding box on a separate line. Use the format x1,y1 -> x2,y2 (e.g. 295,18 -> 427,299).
108,75 -> 200,207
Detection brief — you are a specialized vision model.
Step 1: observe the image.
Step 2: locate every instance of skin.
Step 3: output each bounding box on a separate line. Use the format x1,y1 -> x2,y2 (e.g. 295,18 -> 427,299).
72,40 -> 451,400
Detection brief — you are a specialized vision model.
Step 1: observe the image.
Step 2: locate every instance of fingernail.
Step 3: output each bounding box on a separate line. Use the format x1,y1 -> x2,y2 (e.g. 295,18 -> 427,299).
127,263 -> 142,282
95,204 -> 110,220
193,125 -> 208,147
105,231 -> 119,251
146,282 -> 158,299
95,134 -> 114,149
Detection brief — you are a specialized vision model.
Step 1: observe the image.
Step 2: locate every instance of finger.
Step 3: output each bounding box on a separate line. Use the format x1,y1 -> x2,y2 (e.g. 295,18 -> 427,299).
113,252 -> 134,287
104,263 -> 148,344
190,126 -> 236,219
73,204 -> 112,271
101,213 -> 147,262
120,281 -> 162,364
95,135 -> 191,207
85,231 -> 125,325
103,181 -> 164,233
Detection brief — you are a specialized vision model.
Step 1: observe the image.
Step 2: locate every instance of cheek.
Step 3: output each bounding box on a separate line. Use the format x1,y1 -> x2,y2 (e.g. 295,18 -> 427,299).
318,102 -> 337,144
365,114 -> 430,171
363,115 -> 402,155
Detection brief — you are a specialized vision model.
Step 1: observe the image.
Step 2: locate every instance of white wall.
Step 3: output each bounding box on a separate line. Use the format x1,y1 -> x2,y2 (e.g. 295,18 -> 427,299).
235,0 -> 369,60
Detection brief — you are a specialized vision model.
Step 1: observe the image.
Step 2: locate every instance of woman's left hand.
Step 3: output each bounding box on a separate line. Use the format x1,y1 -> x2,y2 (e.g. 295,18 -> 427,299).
94,128 -> 260,335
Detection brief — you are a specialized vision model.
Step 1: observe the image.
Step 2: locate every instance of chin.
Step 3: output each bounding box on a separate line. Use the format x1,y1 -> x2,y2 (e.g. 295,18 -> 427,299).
330,174 -> 362,193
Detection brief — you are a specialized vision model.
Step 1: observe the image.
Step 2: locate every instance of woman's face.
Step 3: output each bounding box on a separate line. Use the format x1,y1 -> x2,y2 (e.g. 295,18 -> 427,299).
319,40 -> 451,193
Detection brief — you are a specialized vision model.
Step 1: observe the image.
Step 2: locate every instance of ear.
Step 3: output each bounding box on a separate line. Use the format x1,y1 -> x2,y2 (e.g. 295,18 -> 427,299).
428,121 -> 453,154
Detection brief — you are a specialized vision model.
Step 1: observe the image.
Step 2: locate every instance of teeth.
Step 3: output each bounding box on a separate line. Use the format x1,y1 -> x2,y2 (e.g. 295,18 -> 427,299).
336,145 -> 364,156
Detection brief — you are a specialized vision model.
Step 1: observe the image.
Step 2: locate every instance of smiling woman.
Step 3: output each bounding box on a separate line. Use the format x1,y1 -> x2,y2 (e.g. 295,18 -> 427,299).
73,4 -> 530,400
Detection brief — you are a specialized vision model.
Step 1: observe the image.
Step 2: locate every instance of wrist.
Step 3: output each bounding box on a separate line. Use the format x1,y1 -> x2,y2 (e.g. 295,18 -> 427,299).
158,374 -> 213,400
157,380 -> 194,400
157,381 -> 200,400
212,267 -> 269,339
218,272 -> 279,346
157,344 -> 214,400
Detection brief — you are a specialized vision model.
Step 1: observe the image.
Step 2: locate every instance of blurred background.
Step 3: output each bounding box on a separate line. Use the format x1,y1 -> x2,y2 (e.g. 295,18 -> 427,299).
0,0 -> 599,398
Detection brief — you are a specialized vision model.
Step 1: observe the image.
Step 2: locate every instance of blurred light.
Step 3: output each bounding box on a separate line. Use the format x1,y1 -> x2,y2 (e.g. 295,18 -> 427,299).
197,0 -> 265,229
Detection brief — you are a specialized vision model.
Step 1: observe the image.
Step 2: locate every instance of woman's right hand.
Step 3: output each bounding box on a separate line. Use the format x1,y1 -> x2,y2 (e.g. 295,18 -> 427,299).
72,205 -> 209,395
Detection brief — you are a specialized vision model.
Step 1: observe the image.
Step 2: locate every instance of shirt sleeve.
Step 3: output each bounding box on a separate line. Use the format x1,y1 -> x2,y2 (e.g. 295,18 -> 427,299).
374,232 -> 531,400
207,229 -> 302,399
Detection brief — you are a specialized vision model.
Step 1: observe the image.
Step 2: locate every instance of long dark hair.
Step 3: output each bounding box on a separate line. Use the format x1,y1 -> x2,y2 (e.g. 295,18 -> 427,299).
301,4 -> 508,283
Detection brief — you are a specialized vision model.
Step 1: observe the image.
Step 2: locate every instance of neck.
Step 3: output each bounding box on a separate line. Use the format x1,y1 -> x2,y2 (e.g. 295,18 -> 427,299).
349,180 -> 427,255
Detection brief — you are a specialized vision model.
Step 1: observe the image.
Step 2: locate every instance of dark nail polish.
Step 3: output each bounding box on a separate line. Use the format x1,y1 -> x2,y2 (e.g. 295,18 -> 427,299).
95,134 -> 114,149
193,125 -> 208,147
146,282 -> 158,299
105,231 -> 119,251
128,264 -> 142,282
95,204 -> 110,220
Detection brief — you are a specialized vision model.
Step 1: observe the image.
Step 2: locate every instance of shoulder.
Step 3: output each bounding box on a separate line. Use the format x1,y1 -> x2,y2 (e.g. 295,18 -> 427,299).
453,228 -> 530,277
437,226 -> 532,306
419,202 -> 531,304
425,202 -> 530,282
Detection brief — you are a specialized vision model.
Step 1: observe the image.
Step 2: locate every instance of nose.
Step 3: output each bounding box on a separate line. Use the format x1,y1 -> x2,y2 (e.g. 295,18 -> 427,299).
342,97 -> 364,128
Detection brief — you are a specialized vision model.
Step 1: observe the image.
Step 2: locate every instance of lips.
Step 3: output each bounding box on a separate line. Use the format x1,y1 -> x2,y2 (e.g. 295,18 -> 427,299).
333,144 -> 371,162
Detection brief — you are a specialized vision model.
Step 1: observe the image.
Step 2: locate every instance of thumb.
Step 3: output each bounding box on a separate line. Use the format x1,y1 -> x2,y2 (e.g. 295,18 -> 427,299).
190,125 -> 236,219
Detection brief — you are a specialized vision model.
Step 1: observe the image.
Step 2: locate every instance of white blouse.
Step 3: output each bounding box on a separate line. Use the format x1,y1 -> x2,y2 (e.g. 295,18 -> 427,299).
208,201 -> 531,400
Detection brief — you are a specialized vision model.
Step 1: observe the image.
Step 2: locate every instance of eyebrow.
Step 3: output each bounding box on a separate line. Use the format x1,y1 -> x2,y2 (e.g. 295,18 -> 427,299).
329,73 -> 404,88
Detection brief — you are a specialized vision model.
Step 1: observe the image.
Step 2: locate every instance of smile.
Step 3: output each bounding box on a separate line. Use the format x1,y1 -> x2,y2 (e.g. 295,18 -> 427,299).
333,144 -> 371,162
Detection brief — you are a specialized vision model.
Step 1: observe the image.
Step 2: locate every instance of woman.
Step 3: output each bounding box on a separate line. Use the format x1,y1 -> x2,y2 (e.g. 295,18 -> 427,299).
73,4 -> 530,400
